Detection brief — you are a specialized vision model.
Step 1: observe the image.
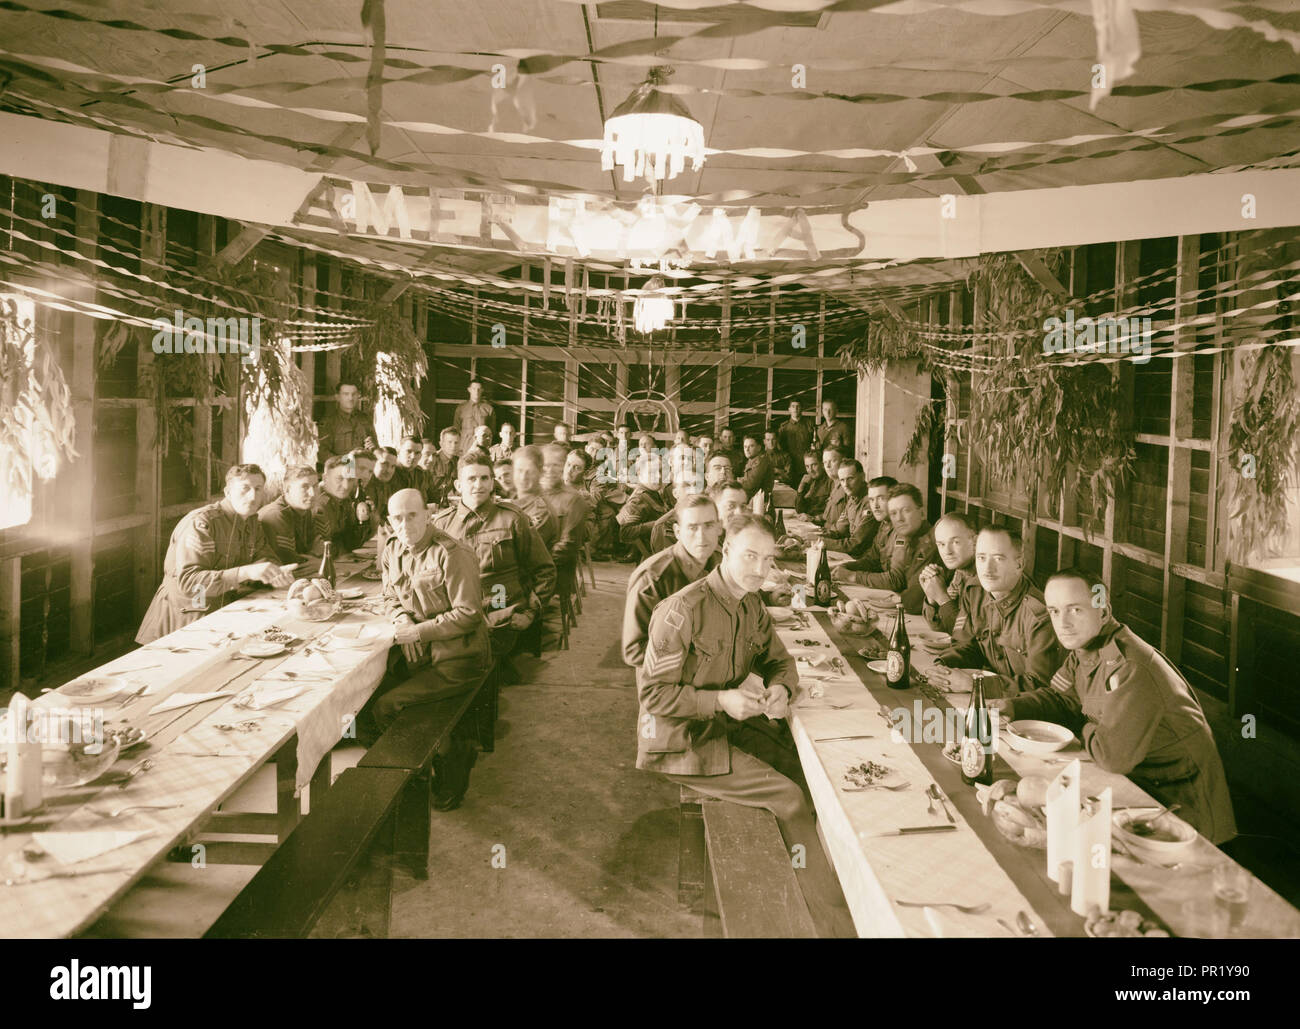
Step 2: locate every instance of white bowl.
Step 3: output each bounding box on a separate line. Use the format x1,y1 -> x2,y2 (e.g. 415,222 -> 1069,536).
1113,808 -> 1199,862
1005,719 -> 1074,755
916,632 -> 953,650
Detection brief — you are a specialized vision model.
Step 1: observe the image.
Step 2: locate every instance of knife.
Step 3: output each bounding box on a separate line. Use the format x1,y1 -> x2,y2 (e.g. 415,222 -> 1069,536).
813,734 -> 875,743
860,825 -> 958,837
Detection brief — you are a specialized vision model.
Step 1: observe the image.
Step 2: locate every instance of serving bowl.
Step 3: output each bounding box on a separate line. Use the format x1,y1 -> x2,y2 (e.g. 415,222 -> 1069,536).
1113,807 -> 1199,862
1005,719 -> 1074,755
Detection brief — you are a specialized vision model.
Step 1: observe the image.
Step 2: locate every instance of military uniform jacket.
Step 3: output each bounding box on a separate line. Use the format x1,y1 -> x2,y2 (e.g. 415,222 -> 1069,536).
258,495 -> 317,565
432,498 -> 556,626
394,464 -> 436,505
543,484 -> 591,566
313,493 -> 367,553
821,484 -> 848,530
776,417 -> 814,469
795,471 -> 830,516
636,568 -> 799,775
379,526 -> 490,669
741,453 -> 775,499
1008,619 -> 1236,844
922,563 -> 978,635
823,492 -> 878,558
489,441 -> 515,464
937,573 -> 1062,697
617,485 -> 669,530
453,401 -> 496,454
427,452 -> 457,504
513,490 -> 558,549
622,543 -> 720,667
840,521 -> 936,613
816,417 -> 848,451
136,499 -> 278,644
317,409 -> 374,459
366,473 -> 401,520
769,449 -> 794,486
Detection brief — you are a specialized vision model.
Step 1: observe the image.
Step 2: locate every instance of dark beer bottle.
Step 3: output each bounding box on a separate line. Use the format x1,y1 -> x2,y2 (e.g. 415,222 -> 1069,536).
813,545 -> 834,606
960,671 -> 995,786
775,507 -> 787,538
354,482 -> 371,527
318,541 -> 337,588
885,603 -> 911,690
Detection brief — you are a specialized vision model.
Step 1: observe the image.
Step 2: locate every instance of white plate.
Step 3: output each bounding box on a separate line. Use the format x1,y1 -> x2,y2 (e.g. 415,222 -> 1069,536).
57,676 -> 128,705
240,640 -> 287,658
337,587 -> 364,600
105,726 -> 148,751
866,659 -> 889,674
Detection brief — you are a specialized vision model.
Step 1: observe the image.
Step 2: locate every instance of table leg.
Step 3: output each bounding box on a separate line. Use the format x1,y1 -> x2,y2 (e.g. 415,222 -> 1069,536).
275,737 -> 300,844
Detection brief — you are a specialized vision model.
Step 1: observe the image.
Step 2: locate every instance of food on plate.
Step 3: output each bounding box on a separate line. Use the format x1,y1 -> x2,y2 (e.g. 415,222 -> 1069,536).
103,726 -> 147,750
1016,775 -> 1051,809
843,761 -> 893,788
976,777 -> 1016,814
259,625 -> 296,644
1085,908 -> 1169,938
942,739 -> 962,764
990,798 -> 1047,848
285,578 -> 341,621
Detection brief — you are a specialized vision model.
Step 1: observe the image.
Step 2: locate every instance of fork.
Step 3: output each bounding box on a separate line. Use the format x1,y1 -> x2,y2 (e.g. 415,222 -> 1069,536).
843,781 -> 910,792
896,899 -> 992,915
91,802 -> 180,819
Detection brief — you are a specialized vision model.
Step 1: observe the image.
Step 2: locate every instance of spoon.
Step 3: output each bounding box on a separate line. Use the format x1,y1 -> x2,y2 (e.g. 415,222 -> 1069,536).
1015,911 -> 1039,936
1128,802 -> 1181,836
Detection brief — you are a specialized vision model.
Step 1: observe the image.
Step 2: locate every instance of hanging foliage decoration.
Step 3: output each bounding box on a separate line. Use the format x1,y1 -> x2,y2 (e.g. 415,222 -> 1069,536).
341,294 -> 428,440
0,295 -> 78,499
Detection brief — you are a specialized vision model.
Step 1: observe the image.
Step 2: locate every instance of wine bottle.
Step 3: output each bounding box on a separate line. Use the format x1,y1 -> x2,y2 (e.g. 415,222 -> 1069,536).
960,671 -> 995,786
318,541 -> 337,588
885,603 -> 911,690
813,544 -> 834,606
775,507 -> 788,538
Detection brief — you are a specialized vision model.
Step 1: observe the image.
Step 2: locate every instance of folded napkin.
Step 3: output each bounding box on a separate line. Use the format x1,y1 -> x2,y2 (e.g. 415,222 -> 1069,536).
32,829 -> 153,865
148,690 -> 231,714
235,681 -> 304,710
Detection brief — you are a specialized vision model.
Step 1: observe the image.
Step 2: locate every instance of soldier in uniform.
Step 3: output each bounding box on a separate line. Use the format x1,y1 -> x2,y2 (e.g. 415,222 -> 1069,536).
418,438 -> 437,473
795,452 -> 830,517
714,427 -> 742,477
432,449 -> 556,660
316,381 -> 375,461
258,465 -> 319,565
818,447 -> 848,528
136,464 -> 295,643
511,445 -> 558,548
705,453 -> 734,491
763,429 -> 793,487
493,457 -> 515,500
542,443 -> 592,568
617,453 -> 672,558
918,512 -> 979,635
996,569 -> 1236,844
709,481 -> 750,531
815,399 -> 848,454
313,454 -> 367,553
622,494 -> 722,667
490,422 -> 517,464
357,488 -> 491,811
367,446 -> 402,519
453,380 -> 496,455
636,512 -> 855,937
820,460 -> 878,558
426,427 -> 461,506
930,525 -> 1062,698
471,424 -> 494,454
832,482 -> 935,611
740,434 -> 775,500
776,400 -> 814,487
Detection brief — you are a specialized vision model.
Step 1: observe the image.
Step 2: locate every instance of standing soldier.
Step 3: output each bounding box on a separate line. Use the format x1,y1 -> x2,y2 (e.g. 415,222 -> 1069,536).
317,381 -> 375,461
433,449 -> 556,660
622,494 -> 722,667
930,525 -> 1062,698
258,465 -> 320,565
776,400 -> 814,487
136,465 -> 295,643
358,488 -> 491,811
815,399 -> 848,454
636,513 -> 855,937
996,568 -> 1236,844
453,380 -> 496,455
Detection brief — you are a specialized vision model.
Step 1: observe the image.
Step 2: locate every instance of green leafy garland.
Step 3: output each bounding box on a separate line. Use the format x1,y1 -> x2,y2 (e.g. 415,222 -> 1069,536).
341,295 -> 428,439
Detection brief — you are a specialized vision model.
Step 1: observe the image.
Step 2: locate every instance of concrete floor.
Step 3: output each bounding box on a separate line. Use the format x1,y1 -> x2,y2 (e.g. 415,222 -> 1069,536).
86,561 -> 704,938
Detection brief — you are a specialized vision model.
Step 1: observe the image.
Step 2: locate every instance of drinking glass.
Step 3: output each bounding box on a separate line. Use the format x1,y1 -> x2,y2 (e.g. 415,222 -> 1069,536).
1212,863 -> 1251,934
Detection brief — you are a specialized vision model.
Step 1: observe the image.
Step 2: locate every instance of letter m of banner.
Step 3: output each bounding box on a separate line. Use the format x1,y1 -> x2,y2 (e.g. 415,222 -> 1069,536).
351,181 -> 413,239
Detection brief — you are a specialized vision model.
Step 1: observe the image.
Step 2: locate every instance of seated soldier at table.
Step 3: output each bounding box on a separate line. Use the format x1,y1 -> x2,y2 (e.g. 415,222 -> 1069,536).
432,449 -> 556,660
356,488 -> 491,811
492,457 -> 515,500
709,480 -> 750,531
929,525 -> 1061,698
648,453 -> 707,553
347,448 -> 380,539
617,453 -> 673,558
918,512 -> 979,635
542,442 -> 591,571
396,435 -> 436,503
704,453 -> 734,492
818,446 -> 847,528
833,483 -> 935,613
511,445 -> 558,549
622,494 -> 722,667
583,443 -> 621,560
490,421 -> 517,464
313,454 -> 368,553
137,464 -> 295,643
713,427 -> 741,480
695,434 -> 714,465
258,465 -> 320,565
427,427 -> 461,505
367,445 -> 403,516
636,513 -> 855,937
418,437 -> 437,473
993,568 -> 1236,844
740,434 -> 775,500
820,459 -> 877,558
795,451 -> 830,517
763,429 -> 793,487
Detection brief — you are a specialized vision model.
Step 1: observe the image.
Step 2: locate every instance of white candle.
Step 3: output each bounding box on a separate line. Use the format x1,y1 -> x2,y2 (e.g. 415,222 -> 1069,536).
1071,787 -> 1112,917
1045,758 -> 1081,883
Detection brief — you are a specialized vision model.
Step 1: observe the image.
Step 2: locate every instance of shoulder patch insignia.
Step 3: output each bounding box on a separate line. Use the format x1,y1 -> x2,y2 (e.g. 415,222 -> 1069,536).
642,633 -> 684,681
1050,668 -> 1073,693
664,609 -> 685,631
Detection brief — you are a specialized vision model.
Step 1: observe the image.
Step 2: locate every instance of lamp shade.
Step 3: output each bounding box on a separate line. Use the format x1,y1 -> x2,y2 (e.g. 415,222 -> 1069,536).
601,83 -> 706,184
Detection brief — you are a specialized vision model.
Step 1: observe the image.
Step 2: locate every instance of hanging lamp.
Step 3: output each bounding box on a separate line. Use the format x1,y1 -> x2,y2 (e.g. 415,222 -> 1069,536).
633,276 -> 675,334
601,67 -> 705,185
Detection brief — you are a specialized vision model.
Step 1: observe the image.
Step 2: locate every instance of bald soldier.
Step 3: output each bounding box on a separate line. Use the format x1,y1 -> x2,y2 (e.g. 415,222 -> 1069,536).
137,464 -> 295,643
622,494 -> 723,667
636,513 -> 855,937
355,488 -> 491,810
918,511 -> 980,635
994,569 -> 1236,844
930,525 -> 1062,699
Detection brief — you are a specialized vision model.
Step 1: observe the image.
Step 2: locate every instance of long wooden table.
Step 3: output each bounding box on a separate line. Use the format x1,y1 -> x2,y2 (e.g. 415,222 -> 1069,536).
0,548 -> 394,938
770,586 -> 1300,938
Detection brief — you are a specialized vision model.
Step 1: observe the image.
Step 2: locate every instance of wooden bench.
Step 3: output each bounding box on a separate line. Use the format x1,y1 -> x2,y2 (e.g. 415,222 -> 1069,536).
679,785 -> 818,938
204,666 -> 496,939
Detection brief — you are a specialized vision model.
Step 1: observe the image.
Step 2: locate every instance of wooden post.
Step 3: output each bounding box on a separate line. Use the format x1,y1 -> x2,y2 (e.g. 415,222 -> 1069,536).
66,191 -> 98,655
1227,593 -> 1256,721
324,259 -> 343,396
133,204 -> 165,621
0,558 -> 20,693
